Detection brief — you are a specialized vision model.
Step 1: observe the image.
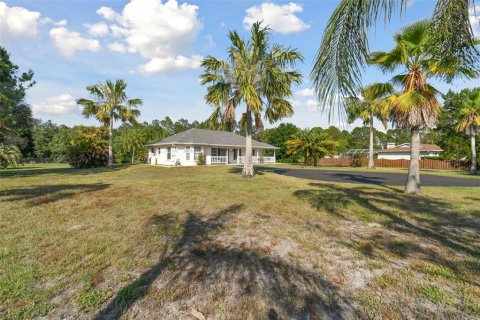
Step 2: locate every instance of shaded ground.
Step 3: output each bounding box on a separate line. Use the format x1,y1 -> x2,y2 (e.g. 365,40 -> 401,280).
1,164 -> 479,319
271,167 -> 480,187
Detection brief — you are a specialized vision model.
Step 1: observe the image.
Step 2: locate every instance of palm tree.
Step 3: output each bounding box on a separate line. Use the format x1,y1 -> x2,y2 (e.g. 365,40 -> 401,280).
77,80 -> 142,167
346,83 -> 394,169
286,129 -> 338,166
369,20 -> 474,194
200,22 -> 303,177
457,89 -> 480,174
312,0 -> 479,116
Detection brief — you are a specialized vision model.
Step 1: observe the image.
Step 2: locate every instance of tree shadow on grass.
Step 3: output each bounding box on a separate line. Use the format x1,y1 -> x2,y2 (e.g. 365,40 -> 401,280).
0,183 -> 110,206
293,183 -> 480,283
96,204 -> 365,319
0,164 -> 130,178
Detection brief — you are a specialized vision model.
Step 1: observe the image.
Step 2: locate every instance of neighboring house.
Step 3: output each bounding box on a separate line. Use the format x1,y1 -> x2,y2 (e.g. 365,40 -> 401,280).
376,143 -> 443,160
146,128 -> 279,166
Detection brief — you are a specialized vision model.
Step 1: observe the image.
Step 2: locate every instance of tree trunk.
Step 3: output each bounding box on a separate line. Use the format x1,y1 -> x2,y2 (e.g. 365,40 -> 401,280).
108,117 -> 114,167
471,135 -> 477,175
242,109 -> 254,177
404,127 -> 421,195
131,147 -> 135,164
368,113 -> 375,169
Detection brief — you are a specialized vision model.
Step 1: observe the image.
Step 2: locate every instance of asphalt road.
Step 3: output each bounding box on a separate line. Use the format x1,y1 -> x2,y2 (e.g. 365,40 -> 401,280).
272,168 -> 480,187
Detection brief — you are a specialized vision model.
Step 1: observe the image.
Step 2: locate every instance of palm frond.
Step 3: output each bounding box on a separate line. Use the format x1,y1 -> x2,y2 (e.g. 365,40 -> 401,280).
311,0 -> 402,120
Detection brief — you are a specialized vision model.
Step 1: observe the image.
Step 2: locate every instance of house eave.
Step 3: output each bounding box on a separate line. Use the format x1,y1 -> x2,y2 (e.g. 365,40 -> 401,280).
145,142 -> 279,150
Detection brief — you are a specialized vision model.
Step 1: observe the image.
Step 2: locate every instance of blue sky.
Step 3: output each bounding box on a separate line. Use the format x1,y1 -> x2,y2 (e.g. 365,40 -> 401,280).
2,0 -> 480,130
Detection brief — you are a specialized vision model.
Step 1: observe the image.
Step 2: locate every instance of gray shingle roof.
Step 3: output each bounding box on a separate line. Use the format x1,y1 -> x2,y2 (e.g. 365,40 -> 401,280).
146,128 -> 279,149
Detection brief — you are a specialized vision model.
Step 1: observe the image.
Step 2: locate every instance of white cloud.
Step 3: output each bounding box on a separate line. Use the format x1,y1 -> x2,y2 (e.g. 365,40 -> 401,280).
406,0 -> 416,8
0,2 -> 41,44
32,94 -> 78,115
140,55 -> 202,73
295,87 -> 315,97
470,5 -> 480,37
97,6 -> 118,20
96,0 -> 203,73
243,2 -> 310,34
108,41 -> 127,53
306,99 -> 320,111
40,17 -> 67,26
84,22 -> 109,37
49,27 -> 101,56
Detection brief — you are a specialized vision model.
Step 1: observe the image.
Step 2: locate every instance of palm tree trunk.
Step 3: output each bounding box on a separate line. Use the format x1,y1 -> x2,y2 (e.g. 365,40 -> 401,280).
405,127 -> 421,195
242,109 -> 254,177
108,117 -> 114,167
471,135 -> 477,175
368,113 -> 375,169
131,147 -> 135,164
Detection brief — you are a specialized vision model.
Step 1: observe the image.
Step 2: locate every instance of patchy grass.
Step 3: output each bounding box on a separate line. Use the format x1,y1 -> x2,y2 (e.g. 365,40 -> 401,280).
0,163 -> 479,319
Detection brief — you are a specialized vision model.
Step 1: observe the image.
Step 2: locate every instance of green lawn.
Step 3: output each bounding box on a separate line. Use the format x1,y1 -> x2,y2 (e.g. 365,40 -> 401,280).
1,164 -> 479,319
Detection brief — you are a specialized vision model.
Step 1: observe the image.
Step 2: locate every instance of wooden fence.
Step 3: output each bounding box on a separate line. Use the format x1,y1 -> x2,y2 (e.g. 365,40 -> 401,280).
318,158 -> 471,170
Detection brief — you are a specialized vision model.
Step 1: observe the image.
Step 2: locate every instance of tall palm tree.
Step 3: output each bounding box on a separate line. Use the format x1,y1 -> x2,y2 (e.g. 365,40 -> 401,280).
286,129 -> 338,166
77,80 -> 142,167
346,83 -> 394,169
457,89 -> 480,174
370,20 -> 474,194
200,22 -> 303,177
312,0 -> 479,117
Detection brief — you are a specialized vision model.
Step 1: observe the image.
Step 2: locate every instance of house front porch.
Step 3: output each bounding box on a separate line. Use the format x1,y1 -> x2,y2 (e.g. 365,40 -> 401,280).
207,147 -> 276,165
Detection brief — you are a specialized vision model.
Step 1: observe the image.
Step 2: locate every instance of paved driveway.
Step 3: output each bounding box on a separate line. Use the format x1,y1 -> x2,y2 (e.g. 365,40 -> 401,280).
271,168 -> 480,187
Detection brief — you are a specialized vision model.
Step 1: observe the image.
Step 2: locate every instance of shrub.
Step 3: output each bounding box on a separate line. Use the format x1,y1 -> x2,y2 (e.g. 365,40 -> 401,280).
67,126 -> 109,169
0,143 -> 22,168
196,152 -> 206,165
350,153 -> 366,167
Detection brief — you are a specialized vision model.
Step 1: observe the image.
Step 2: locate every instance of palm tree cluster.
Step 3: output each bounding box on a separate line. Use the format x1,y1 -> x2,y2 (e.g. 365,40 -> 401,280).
340,18 -> 477,194
286,129 -> 338,166
200,22 -> 303,177
312,0 -> 478,117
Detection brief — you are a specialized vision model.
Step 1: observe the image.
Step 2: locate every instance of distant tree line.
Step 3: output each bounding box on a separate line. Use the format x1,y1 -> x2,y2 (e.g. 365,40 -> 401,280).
26,112 -> 476,167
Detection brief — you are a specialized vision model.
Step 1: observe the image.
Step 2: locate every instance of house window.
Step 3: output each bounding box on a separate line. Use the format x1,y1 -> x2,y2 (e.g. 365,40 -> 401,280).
233,149 -> 237,160
150,148 -> 154,154
211,148 -> 226,157
186,146 -> 191,160
157,148 -> 161,155
194,146 -> 201,160
167,147 -> 171,160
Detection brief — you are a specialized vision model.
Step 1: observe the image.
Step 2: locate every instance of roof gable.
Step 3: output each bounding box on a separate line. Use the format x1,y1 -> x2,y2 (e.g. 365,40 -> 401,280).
146,128 -> 279,149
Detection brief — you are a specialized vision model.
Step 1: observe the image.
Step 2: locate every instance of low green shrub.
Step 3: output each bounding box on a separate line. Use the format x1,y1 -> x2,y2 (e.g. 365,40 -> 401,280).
196,152 -> 206,165
67,126 -> 109,168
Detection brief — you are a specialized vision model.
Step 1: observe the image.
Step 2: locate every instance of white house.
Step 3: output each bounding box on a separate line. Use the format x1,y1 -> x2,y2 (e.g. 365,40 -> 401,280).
146,128 -> 279,166
376,143 -> 443,160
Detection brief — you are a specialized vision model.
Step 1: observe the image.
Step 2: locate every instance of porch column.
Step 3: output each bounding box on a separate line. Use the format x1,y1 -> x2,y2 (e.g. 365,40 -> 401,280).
274,150 -> 276,164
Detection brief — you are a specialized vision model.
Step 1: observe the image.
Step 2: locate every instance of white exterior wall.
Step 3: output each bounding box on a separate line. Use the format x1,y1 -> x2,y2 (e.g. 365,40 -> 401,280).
147,145 -> 270,166
148,145 -> 202,166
